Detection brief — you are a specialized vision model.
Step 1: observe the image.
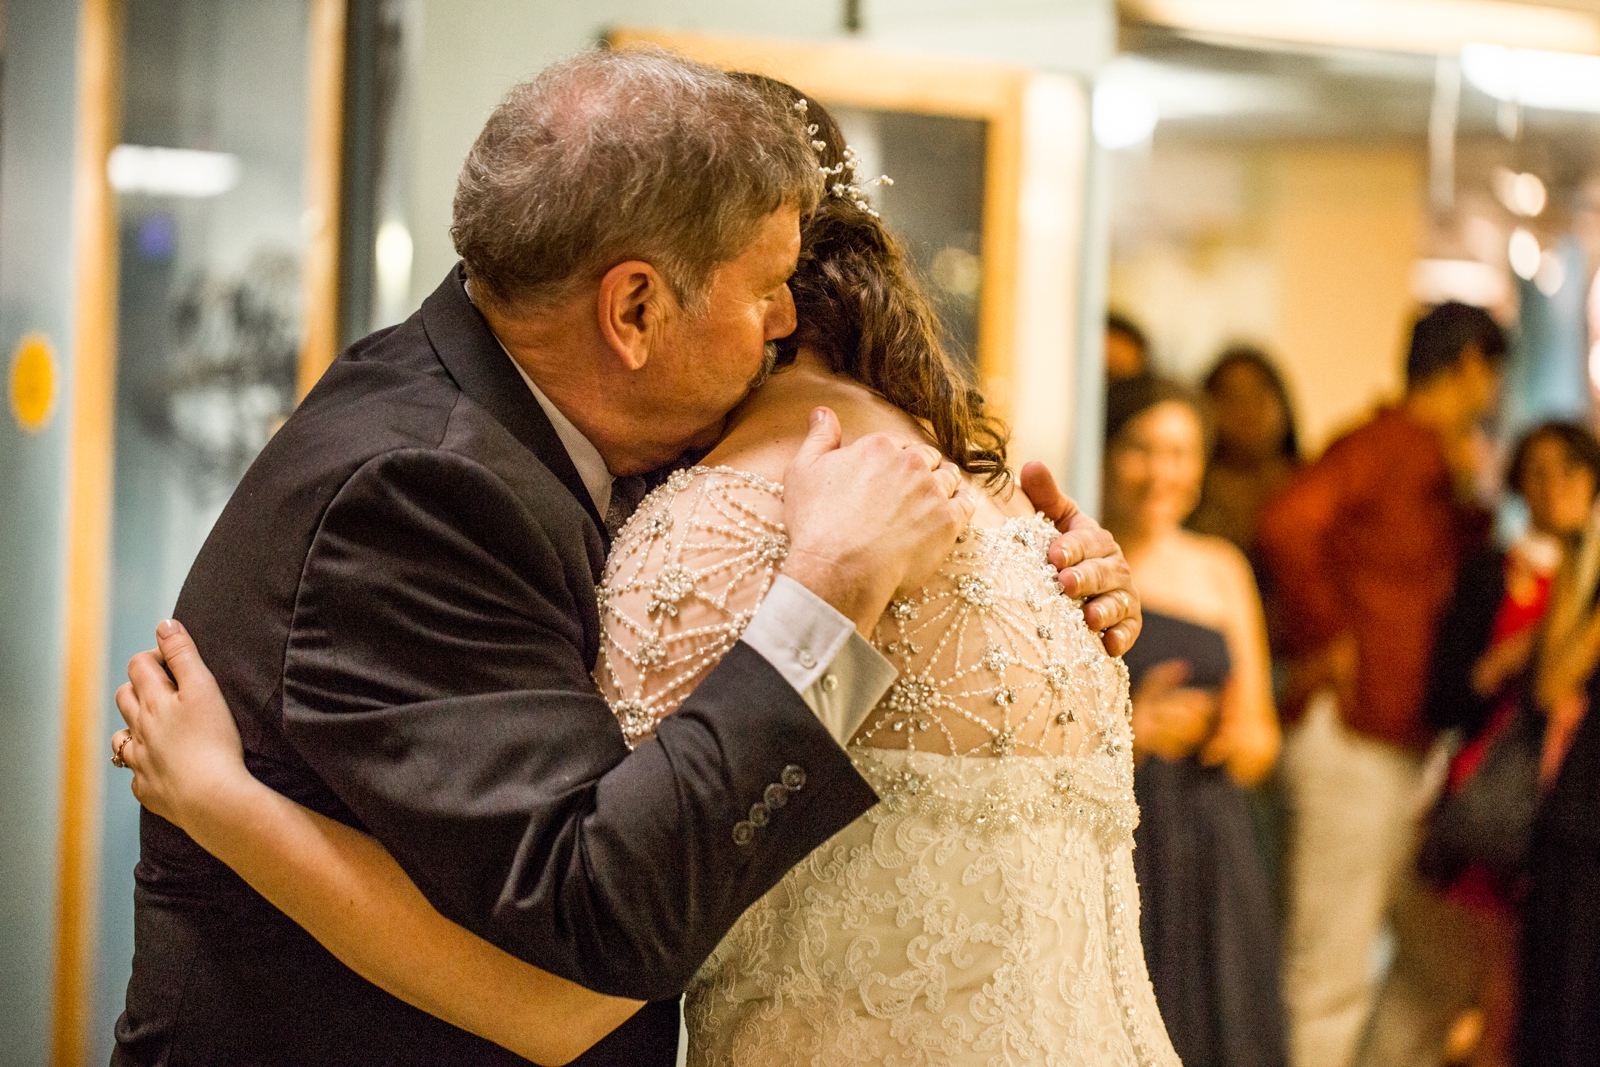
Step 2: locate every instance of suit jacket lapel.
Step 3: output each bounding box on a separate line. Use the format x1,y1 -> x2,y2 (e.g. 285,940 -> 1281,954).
419,265 -> 608,539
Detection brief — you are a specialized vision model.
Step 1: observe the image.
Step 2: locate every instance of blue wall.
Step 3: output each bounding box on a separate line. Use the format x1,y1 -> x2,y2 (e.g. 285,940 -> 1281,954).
0,2 -> 83,1063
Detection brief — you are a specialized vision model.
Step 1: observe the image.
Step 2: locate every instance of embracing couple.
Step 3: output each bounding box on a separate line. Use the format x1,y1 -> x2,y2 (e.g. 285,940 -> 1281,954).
109,50 -> 1178,1067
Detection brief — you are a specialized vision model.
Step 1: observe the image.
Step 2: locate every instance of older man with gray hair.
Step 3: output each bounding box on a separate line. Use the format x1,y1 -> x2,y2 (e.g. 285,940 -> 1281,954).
111,49 -> 1137,1067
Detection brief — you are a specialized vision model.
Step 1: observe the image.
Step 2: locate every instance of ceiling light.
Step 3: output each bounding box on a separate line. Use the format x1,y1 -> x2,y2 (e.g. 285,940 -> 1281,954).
108,145 -> 241,198
1509,227 -> 1542,280
1534,251 -> 1566,296
1462,44 -> 1600,113
1492,167 -> 1547,216
1093,83 -> 1159,150
1411,259 -> 1507,308
1122,0 -> 1600,57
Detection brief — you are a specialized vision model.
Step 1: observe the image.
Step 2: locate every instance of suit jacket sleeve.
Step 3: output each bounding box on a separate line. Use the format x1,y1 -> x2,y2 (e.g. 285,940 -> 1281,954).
279,447 -> 880,1001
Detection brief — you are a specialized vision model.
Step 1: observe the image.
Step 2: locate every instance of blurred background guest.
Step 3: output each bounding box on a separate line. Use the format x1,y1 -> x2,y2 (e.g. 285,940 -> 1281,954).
1103,374 -> 1287,1067
1257,301 -> 1506,1067
1188,344 -> 1303,559
1520,488 -> 1600,1067
1106,311 -> 1152,383
1358,421 -> 1600,1067
1189,344 -> 1305,682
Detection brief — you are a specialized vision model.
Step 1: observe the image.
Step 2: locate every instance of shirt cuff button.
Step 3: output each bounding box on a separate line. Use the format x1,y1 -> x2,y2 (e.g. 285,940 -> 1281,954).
796,649 -> 817,669
781,764 -> 806,791
820,673 -> 838,692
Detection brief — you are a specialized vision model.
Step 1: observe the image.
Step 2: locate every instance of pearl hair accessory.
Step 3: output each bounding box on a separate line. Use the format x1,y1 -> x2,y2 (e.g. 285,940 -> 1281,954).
794,98 -> 893,218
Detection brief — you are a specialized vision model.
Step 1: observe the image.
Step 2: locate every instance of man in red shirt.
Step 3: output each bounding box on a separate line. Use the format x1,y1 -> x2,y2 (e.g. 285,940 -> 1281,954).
1258,302 -> 1505,1067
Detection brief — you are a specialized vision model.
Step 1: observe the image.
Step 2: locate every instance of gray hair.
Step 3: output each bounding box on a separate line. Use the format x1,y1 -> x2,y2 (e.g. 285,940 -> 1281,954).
452,48 -> 823,314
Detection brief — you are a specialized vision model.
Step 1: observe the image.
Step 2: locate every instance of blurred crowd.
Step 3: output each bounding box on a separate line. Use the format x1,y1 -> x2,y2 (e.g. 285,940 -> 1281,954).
1102,306 -> 1600,1067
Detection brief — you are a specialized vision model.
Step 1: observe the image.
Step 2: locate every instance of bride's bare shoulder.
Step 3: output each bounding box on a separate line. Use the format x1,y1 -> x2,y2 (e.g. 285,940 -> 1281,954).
702,363 -> 934,484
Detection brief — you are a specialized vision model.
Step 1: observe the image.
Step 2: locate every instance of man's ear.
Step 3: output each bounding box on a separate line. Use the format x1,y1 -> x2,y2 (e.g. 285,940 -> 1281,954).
597,260 -> 676,372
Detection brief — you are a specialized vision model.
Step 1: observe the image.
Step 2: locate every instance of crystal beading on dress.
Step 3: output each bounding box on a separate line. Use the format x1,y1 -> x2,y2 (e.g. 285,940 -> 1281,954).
596,467 -> 1179,1067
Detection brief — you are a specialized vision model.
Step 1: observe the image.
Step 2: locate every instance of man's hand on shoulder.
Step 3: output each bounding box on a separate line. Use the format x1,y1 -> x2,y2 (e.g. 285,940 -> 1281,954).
1019,461 -> 1141,657
780,407 -> 976,635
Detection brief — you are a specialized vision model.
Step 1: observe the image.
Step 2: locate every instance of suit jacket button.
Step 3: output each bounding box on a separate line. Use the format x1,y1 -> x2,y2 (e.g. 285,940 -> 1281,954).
781,764 -> 806,791
732,821 -> 755,846
748,802 -> 770,827
764,783 -> 788,809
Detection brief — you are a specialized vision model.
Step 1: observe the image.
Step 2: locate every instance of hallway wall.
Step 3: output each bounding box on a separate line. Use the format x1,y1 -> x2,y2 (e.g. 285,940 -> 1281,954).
0,3 -> 88,1064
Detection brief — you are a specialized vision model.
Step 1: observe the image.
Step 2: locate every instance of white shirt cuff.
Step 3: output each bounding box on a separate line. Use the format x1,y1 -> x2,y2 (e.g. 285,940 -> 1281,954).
741,575 -> 898,745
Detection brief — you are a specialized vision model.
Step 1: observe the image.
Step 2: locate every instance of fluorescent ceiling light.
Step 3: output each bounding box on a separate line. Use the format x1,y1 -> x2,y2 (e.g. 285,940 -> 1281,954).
1122,0 -> 1600,57
1093,82 -> 1159,149
1509,227 -> 1541,280
1411,258 -> 1507,308
1100,56 -> 1315,121
1535,250 -> 1566,297
1491,167 -> 1547,216
1461,44 -> 1600,112
108,145 -> 241,197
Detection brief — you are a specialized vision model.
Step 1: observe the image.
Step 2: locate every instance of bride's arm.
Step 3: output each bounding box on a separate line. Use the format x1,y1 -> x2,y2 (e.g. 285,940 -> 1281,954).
113,621 -> 642,1067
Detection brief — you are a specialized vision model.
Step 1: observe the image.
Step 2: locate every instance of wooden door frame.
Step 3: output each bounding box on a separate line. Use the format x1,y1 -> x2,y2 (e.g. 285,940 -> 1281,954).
50,2 -> 348,1061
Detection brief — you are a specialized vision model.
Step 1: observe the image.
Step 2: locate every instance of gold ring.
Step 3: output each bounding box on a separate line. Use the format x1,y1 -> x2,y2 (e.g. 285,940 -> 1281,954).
112,734 -> 132,769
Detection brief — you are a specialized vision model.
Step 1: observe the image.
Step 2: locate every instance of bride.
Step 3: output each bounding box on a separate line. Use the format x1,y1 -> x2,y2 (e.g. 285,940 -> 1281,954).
114,82 -> 1178,1067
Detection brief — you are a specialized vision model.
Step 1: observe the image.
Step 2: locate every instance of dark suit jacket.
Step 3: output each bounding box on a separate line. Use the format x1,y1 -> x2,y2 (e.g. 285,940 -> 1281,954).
112,267 -> 880,1067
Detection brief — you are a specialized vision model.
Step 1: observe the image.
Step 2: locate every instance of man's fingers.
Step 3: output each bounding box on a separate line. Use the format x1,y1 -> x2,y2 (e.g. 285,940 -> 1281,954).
1061,555 -> 1131,604
155,619 -> 211,689
127,648 -> 179,700
932,460 -> 963,499
790,407 -> 843,466
1048,527 -> 1116,572
909,443 -> 943,471
1019,461 -> 1080,530
1100,617 -> 1142,657
1081,585 -> 1137,631
949,482 -> 979,526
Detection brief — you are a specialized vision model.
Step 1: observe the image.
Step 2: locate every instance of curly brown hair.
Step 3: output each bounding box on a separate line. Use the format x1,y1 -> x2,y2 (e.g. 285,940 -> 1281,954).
733,74 -> 1011,486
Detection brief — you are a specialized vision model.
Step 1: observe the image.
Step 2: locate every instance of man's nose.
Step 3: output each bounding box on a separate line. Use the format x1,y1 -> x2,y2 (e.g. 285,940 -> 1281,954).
766,284 -> 797,340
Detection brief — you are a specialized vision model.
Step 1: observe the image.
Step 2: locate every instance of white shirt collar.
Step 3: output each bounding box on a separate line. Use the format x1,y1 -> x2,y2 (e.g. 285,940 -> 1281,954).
500,343 -> 614,517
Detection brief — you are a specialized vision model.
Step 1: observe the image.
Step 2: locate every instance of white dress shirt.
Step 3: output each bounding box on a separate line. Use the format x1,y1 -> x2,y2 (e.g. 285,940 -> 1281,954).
503,351 -> 895,745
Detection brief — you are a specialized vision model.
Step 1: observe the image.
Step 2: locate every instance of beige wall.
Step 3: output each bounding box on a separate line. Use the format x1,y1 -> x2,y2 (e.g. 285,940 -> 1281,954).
1111,141 -> 1426,453
1274,147 -> 1423,450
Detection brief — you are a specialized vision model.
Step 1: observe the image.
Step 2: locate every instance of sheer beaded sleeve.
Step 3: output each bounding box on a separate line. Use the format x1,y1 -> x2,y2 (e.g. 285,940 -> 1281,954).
595,467 -> 791,748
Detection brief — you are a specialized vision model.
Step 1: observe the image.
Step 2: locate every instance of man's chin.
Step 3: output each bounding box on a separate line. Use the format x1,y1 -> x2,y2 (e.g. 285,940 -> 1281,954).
685,418 -> 727,453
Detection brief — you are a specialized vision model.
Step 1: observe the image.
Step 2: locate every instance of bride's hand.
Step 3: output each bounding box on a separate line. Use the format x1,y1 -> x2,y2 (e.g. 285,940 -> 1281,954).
112,619 -> 247,828
1019,462 -> 1141,656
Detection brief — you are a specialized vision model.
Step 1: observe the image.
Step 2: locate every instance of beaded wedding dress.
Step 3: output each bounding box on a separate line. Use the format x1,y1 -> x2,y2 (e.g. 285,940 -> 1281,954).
596,466 -> 1180,1067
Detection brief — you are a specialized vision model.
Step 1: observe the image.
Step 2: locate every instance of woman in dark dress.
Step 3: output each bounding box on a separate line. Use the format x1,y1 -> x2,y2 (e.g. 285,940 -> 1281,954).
1521,439 -> 1600,1067
1523,684 -> 1600,1067
1365,421 -> 1600,1067
1104,375 -> 1288,1067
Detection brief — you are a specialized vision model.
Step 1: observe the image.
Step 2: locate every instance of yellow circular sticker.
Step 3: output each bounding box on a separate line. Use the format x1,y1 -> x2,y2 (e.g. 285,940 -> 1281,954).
10,333 -> 57,433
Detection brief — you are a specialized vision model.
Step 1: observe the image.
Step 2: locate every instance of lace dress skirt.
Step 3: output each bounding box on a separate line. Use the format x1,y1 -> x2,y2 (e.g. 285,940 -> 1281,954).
685,749 -> 1178,1067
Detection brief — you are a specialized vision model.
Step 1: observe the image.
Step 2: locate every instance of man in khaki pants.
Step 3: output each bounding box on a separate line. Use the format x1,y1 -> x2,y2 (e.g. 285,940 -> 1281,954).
1258,303 -> 1505,1067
